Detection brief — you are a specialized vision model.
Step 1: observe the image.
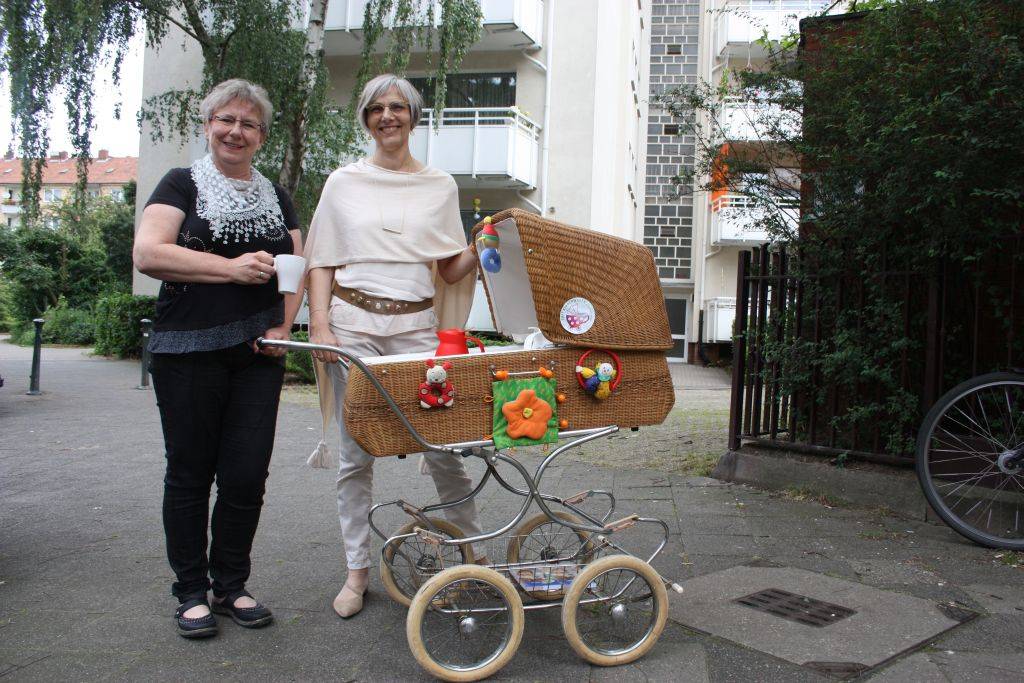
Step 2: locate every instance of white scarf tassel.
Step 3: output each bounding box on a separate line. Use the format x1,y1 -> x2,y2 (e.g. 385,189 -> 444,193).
307,440 -> 334,469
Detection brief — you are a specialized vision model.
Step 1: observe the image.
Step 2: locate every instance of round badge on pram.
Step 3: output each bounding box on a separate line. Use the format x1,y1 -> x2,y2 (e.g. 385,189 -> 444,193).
559,297 -> 596,334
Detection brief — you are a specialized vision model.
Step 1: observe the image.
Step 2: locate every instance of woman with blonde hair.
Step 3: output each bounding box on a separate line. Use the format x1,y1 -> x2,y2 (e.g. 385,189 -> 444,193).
304,74 -> 482,619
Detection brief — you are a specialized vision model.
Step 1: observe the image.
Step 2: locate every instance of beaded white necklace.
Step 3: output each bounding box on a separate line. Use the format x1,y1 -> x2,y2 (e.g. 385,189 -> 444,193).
191,154 -> 286,244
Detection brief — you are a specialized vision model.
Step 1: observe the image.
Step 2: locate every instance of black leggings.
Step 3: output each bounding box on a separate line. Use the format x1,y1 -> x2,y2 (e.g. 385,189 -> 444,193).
151,344 -> 285,603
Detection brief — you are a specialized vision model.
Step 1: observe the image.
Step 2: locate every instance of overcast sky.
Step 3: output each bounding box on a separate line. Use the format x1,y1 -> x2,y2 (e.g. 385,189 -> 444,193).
0,32 -> 144,158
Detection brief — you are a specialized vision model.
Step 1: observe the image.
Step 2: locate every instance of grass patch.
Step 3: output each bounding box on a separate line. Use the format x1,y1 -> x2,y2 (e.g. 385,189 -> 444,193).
994,551 -> 1024,568
559,389 -> 731,477
777,486 -> 847,508
676,451 -> 721,477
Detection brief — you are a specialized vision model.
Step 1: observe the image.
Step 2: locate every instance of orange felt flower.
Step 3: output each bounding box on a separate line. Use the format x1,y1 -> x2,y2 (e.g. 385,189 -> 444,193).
502,389 -> 553,440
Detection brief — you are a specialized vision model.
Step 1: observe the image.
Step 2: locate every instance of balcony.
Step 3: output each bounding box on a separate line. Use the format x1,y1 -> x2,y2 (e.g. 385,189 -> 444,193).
704,297 -> 737,343
714,0 -> 832,59
709,193 -> 798,245
720,96 -> 799,142
363,107 -> 539,189
324,0 -> 544,56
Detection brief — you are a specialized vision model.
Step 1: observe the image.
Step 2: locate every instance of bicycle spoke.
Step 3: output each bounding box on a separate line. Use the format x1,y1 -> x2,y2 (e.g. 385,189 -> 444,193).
948,406 -> 1008,452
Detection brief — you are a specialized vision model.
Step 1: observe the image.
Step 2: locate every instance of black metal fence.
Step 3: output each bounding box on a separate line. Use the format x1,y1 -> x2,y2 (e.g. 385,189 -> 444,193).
728,238 -> 1024,465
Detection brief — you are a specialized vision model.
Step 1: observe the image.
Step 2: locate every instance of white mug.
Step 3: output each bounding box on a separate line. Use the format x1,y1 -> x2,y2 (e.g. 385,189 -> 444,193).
274,254 -> 306,294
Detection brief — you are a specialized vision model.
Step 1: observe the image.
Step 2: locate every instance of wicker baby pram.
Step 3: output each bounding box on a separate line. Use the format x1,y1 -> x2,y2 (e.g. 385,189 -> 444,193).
343,208 -> 676,456
259,209 -> 681,681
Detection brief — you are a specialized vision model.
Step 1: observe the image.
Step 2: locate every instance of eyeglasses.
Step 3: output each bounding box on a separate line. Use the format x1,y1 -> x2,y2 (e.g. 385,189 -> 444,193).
210,114 -> 265,133
365,102 -> 410,117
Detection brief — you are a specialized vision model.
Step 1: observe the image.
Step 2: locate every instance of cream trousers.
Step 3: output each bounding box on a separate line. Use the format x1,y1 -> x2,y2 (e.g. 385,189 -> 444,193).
327,325 -> 482,570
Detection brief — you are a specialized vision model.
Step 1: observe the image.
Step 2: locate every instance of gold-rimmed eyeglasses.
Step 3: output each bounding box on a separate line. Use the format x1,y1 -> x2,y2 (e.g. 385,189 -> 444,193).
365,102 -> 410,117
209,114 -> 265,133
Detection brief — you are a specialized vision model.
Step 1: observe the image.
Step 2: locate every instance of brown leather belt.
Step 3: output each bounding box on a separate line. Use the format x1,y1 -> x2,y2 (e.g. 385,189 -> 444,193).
332,283 -> 433,315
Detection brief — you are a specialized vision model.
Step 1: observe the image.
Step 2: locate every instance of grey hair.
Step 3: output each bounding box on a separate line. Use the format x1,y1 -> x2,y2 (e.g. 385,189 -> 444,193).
199,79 -> 273,131
356,74 -> 424,134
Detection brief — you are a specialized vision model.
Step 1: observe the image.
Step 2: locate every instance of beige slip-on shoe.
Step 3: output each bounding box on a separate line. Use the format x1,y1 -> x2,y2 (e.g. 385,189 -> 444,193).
332,584 -> 368,619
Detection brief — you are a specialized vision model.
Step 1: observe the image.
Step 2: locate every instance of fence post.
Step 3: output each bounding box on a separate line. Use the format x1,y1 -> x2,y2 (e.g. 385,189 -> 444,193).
27,318 -> 43,395
137,318 -> 152,390
728,251 -> 751,451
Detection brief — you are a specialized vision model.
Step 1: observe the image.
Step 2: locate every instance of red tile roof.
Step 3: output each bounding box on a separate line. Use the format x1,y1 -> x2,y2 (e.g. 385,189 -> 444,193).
0,152 -> 137,186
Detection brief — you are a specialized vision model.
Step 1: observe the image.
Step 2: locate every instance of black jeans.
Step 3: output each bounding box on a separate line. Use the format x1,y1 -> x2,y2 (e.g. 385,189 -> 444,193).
151,343 -> 285,603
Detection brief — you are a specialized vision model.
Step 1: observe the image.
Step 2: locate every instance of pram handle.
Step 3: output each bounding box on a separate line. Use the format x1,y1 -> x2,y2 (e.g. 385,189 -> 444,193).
256,337 -> 467,457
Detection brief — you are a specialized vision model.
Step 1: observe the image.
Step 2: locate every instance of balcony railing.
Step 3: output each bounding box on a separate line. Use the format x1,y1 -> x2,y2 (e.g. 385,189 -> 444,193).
714,0 -> 832,57
720,96 -> 800,141
704,297 -> 737,343
710,193 -> 798,245
362,107 -> 540,188
324,0 -> 544,55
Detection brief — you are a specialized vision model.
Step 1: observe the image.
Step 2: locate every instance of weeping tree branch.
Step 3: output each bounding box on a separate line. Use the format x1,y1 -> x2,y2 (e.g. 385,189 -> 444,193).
278,0 -> 328,195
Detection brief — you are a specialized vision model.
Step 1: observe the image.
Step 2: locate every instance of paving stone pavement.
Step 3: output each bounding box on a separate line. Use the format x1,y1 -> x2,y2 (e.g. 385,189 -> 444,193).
1,340 -> 1023,682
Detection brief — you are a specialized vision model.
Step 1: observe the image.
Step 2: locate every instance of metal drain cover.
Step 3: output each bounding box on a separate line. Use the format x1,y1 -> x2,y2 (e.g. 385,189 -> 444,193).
670,567 -> 966,670
735,588 -> 856,627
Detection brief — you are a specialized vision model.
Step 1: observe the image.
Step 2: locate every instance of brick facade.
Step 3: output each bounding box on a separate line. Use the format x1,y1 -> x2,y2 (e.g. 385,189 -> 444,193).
645,0 -> 701,281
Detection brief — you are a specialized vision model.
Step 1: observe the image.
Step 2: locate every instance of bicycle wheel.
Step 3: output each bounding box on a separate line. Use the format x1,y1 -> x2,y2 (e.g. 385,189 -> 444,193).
561,555 -> 668,666
380,518 -> 474,607
916,372 -> 1024,549
406,565 -> 524,682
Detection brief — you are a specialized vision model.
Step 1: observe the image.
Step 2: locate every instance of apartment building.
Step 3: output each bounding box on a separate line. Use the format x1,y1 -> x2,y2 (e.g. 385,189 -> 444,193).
1,150 -> 136,229
688,0 -> 840,360
132,0 -> 842,362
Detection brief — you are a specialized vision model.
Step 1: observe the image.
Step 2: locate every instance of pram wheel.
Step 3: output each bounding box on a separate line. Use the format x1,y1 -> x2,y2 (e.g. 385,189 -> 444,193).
506,511 -> 594,600
381,518 -> 475,607
407,564 -> 525,682
561,555 -> 668,666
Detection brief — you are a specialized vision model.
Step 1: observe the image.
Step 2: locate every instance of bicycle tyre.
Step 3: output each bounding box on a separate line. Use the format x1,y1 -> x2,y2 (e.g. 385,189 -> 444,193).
916,372 -> 1024,549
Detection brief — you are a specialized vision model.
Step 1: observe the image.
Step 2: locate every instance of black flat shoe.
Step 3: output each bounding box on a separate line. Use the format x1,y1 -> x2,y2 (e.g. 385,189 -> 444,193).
175,598 -> 218,639
211,589 -> 274,628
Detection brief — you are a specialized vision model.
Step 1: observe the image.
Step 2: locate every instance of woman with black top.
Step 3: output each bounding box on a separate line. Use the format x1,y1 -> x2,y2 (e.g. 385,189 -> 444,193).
133,79 -> 303,638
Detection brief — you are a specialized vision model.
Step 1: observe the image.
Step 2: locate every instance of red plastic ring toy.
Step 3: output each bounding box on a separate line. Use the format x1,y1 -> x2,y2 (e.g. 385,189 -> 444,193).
575,349 -> 623,391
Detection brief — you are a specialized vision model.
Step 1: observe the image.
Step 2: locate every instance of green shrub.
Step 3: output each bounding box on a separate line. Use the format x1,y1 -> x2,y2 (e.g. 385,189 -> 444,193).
8,319 -> 35,345
93,292 -> 157,358
1,226 -> 113,323
285,329 -> 315,383
39,299 -> 95,345
0,277 -> 16,333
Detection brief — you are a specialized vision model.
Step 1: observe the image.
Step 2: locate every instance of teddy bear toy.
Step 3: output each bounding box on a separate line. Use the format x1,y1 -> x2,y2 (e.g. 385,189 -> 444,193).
576,361 -> 617,400
420,359 -> 455,408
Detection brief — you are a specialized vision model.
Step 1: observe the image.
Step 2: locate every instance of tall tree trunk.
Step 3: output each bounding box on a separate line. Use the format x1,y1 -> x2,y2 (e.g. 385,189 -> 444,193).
279,0 -> 329,197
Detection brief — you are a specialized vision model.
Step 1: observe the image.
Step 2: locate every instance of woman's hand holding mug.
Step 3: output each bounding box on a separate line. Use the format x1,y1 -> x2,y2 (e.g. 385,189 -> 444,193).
230,251 -> 275,285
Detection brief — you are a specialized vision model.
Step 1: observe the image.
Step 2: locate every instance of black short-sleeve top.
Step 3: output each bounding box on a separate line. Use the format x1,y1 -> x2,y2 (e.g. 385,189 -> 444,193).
145,167 -> 299,353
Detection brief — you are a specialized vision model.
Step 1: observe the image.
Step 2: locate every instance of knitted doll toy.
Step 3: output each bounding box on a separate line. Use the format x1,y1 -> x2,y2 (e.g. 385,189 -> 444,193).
576,361 -> 617,400
420,359 -> 455,408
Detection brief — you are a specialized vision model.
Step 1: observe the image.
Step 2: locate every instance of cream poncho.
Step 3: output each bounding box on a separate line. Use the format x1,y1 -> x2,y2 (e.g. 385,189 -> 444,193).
303,159 -> 476,467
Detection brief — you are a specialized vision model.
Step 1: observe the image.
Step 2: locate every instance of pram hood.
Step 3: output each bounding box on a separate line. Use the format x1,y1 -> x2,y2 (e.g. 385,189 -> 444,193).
472,209 -> 673,351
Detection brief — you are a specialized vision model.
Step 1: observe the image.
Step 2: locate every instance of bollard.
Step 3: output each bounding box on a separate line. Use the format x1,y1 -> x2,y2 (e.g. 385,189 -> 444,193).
27,318 -> 43,395
137,318 -> 152,390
